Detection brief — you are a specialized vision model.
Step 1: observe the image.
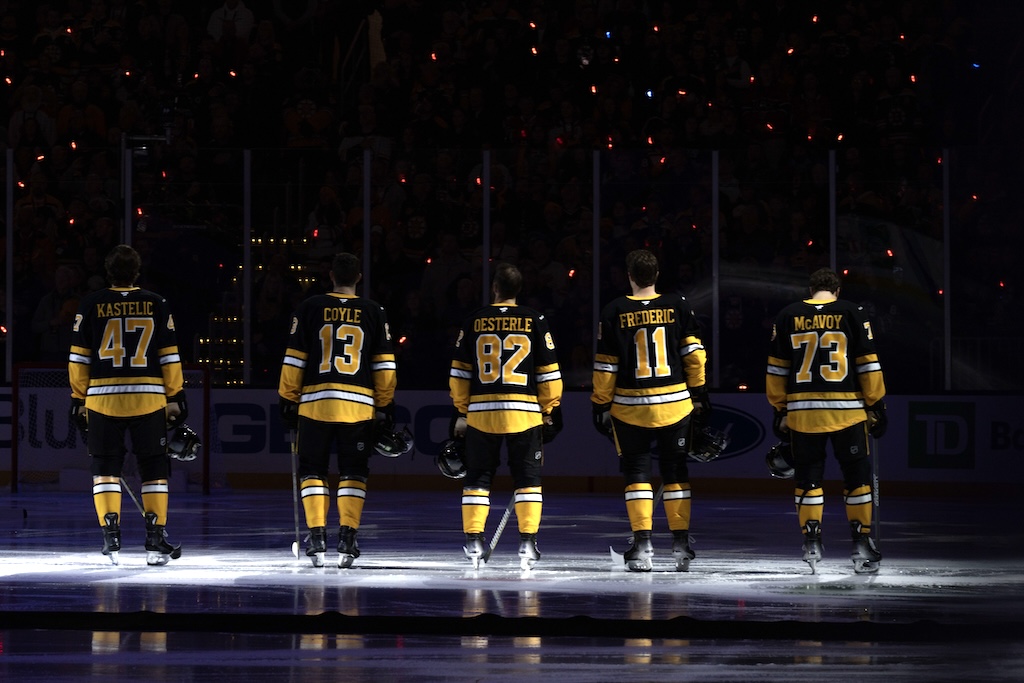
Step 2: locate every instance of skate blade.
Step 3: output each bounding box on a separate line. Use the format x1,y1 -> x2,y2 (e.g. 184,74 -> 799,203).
291,542 -> 299,559
674,556 -> 690,572
147,551 -> 170,566
805,558 -> 818,574
609,546 -> 625,570
626,556 -> 653,572
106,551 -> 119,566
338,554 -> 356,569
853,559 -> 880,574
519,557 -> 537,571
309,552 -> 325,568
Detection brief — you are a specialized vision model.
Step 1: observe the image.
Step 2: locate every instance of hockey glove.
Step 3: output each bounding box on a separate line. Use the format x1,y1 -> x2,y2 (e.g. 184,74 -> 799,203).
592,402 -> 613,439
165,392 -> 188,427
772,408 -> 790,442
689,384 -> 711,431
866,400 -> 888,438
449,412 -> 468,439
542,405 -> 563,444
70,397 -> 88,437
280,397 -> 299,431
374,402 -> 395,438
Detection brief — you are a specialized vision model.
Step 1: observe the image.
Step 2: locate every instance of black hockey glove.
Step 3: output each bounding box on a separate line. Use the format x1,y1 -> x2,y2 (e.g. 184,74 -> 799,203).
165,392 -> 188,427
772,408 -> 790,442
449,411 -> 468,439
375,402 -> 395,436
70,397 -> 88,438
689,384 -> 711,431
280,397 -> 299,431
592,402 -> 613,440
542,405 -> 563,444
866,401 -> 888,438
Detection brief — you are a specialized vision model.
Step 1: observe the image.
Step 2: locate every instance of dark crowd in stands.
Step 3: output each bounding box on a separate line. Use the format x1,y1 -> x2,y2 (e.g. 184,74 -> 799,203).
3,0 -> 1020,391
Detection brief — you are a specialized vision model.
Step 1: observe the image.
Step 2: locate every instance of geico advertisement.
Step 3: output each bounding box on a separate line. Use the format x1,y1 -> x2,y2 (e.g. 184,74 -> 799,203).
2,389 -> 1022,482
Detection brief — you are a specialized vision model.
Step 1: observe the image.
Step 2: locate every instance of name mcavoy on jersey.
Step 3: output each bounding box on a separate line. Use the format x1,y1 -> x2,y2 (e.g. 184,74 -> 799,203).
95,301 -> 155,317
793,314 -> 844,331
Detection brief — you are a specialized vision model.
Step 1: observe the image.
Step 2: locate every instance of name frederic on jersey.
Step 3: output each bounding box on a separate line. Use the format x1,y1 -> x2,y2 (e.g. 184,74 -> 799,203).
618,308 -> 676,328
793,313 -> 844,331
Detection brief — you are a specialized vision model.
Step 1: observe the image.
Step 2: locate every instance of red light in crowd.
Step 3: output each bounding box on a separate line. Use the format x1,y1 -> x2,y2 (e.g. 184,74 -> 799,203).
5,77 -> 11,85
36,154 -> 45,161
313,228 -> 319,238
900,34 -> 905,41
999,281 -> 1005,288
787,47 -> 795,54
399,336 -> 408,344
843,269 -> 850,276
766,123 -> 774,130
531,46 -> 538,55
886,249 -> 894,257
161,170 -> 167,178
812,15 -> 819,23
938,289 -> 944,295
659,157 -> 666,164
749,76 -> 755,83
591,85 -> 598,94
430,52 -> 437,61
647,136 -> 654,145
0,325 -> 7,335
194,73 -> 199,79
17,181 -> 24,188
426,258 -> 432,264
652,25 -> 659,32
937,157 -> 943,164
229,70 -> 237,77
568,269 -> 576,278
475,177 -> 481,185
136,207 -> 143,216
556,136 -> 564,146
807,240 -> 813,247
837,133 -> 844,141
971,194 -> 978,200
691,224 -> 697,230
69,218 -> 75,225
738,383 -> 749,391
910,74 -> 916,83
529,22 -> 537,29
124,70 -> 131,77
677,89 -> 687,96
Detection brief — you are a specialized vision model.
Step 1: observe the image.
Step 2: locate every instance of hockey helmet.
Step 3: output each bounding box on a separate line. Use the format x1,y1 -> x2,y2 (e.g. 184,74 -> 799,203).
375,425 -> 414,458
436,439 -> 467,479
766,441 -> 795,479
167,424 -> 202,462
688,426 -> 730,463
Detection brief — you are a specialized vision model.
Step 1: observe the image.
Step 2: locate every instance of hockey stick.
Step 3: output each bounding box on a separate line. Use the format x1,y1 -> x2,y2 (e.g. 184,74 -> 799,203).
610,483 -> 665,568
120,477 -> 146,518
872,436 -> 881,545
481,494 -> 516,564
290,431 -> 302,560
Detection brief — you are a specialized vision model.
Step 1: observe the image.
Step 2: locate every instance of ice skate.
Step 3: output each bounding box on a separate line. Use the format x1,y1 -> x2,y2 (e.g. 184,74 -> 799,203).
100,512 -> 120,565
464,533 -> 486,569
144,512 -> 181,566
337,525 -> 360,569
518,533 -> 540,571
851,522 -> 881,574
671,530 -> 695,572
802,521 -> 823,574
306,527 -> 327,567
623,530 -> 654,572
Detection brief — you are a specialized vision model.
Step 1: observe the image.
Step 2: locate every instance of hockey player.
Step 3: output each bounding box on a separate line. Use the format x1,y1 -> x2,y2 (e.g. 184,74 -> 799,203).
766,267 -> 887,574
449,262 -> 563,570
591,249 -> 710,572
68,244 -> 186,566
278,252 -> 397,568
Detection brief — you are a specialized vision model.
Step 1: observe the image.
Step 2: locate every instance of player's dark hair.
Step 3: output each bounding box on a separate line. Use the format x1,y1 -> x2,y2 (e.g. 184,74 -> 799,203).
105,244 -> 141,286
332,252 -> 361,287
809,267 -> 841,294
626,249 -> 659,288
492,262 -> 522,300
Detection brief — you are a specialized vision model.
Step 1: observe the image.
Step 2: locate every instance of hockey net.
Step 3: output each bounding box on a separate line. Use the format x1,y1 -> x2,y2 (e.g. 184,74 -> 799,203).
10,363 -> 210,494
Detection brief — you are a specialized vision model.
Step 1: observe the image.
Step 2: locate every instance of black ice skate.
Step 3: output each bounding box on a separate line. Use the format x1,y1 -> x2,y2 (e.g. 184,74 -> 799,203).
802,521 -> 823,574
101,512 -> 121,565
623,530 -> 654,572
850,522 -> 881,574
306,527 -> 327,567
144,512 -> 181,566
464,533 -> 486,569
671,530 -> 695,572
337,525 -> 360,569
518,533 -> 540,571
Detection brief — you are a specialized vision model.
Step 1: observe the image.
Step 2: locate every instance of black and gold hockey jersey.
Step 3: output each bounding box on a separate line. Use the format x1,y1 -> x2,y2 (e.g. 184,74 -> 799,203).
449,304 -> 562,435
279,293 -> 396,423
591,293 -> 706,428
766,297 -> 886,433
68,286 -> 184,418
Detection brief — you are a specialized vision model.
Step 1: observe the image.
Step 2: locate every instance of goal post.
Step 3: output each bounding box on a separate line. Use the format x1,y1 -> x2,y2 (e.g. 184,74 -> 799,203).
10,363 -> 210,494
